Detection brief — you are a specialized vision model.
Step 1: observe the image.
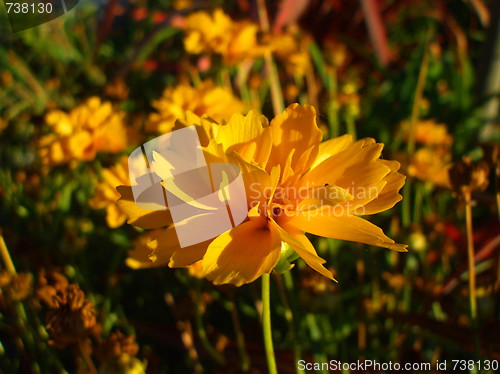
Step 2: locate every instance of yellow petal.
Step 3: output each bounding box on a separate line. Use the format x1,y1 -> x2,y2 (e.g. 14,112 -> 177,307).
116,185 -> 172,229
126,230 -> 167,269
295,185 -> 353,212
311,134 -> 353,168
301,139 -> 385,189
287,211 -> 408,252
126,226 -> 211,269
169,240 -> 211,267
200,219 -> 281,286
359,160 -> 406,215
224,152 -> 277,209
216,111 -> 272,168
172,112 -> 218,147
267,104 -> 322,174
151,225 -> 211,267
106,204 -> 127,229
271,220 -> 336,281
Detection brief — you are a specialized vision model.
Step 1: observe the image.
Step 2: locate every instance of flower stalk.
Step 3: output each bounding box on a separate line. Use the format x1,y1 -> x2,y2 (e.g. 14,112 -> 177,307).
327,68 -> 340,139
0,231 -> 16,274
261,273 -> 278,374
257,0 -> 284,116
275,272 -> 304,374
463,188 -> 477,322
194,286 -> 225,365
228,298 -> 250,371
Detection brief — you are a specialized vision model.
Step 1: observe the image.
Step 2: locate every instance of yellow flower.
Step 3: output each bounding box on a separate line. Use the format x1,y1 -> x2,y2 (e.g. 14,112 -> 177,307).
403,119 -> 453,148
89,157 -> 130,228
184,9 -> 263,65
268,29 -> 311,78
408,148 -> 452,188
117,104 -> 407,286
39,97 -> 128,165
126,230 -> 165,269
146,80 -> 245,134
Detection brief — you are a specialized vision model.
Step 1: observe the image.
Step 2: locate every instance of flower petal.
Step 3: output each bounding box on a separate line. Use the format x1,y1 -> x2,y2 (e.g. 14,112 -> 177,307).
271,220 -> 336,281
311,134 -> 353,169
126,230 -> 167,269
170,241 -> 210,267
359,160 -> 406,215
267,104 -> 322,174
200,219 -> 281,286
106,205 -> 127,229
116,185 -> 172,229
126,226 -> 211,269
287,211 -> 408,251
300,139 -> 385,189
150,225 -> 210,268
216,111 -> 272,167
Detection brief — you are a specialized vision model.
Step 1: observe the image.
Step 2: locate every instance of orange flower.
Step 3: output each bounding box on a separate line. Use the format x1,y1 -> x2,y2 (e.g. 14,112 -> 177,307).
89,157 -> 130,228
408,148 -> 452,188
402,119 -> 453,148
39,97 -> 128,165
183,9 -> 263,64
117,104 -> 406,286
146,81 -> 245,134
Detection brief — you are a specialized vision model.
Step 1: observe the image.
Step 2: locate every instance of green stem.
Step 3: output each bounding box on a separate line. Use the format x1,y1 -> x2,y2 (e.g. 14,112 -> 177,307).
464,188 -> 480,361
413,182 -> 424,224
256,0 -> 284,116
194,287 -> 225,365
261,273 -> 278,374
305,314 -> 328,374
402,180 -> 412,227
346,112 -> 357,140
228,299 -> 250,371
237,62 -> 253,107
0,231 -> 16,274
464,189 -> 477,322
327,68 -> 340,139
276,273 -> 304,374
265,54 -> 285,116
407,27 -> 432,156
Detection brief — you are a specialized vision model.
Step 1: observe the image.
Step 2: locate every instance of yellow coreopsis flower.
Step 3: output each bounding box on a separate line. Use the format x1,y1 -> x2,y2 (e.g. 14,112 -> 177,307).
117,104 -> 407,286
408,148 -> 452,188
183,9 -> 263,64
89,157 -> 130,228
403,119 -> 453,148
39,97 -> 128,165
146,81 -> 245,134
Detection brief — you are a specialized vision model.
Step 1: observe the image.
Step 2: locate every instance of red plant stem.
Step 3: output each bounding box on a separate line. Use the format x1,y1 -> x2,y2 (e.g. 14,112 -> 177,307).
360,0 -> 391,66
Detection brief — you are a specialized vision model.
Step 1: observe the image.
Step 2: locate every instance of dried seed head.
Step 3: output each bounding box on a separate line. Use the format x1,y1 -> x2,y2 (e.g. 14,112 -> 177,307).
449,157 -> 490,194
36,269 -> 69,308
45,284 -> 96,348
